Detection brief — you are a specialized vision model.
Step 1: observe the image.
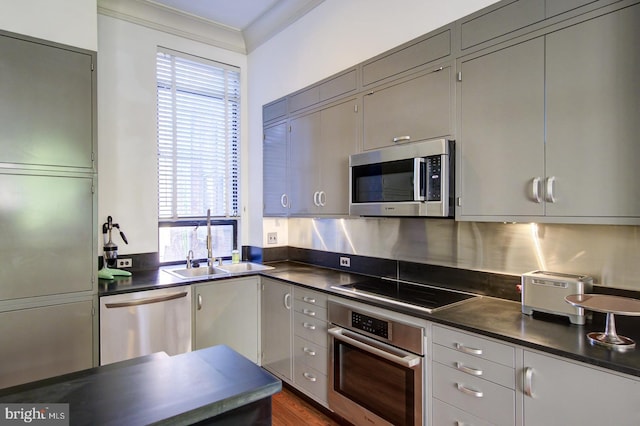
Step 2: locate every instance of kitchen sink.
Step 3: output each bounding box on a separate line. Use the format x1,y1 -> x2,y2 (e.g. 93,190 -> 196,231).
164,266 -> 228,279
215,262 -> 274,274
164,262 -> 274,279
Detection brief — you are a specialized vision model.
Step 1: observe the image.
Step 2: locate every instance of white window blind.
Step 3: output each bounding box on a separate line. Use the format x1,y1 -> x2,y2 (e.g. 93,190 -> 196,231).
157,49 -> 240,219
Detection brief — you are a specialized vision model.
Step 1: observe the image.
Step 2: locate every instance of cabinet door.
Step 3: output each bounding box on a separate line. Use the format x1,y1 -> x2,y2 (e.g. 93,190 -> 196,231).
0,34 -> 94,169
263,122 -> 289,216
261,279 -> 292,381
545,4 -> 640,218
194,277 -> 259,363
317,99 -> 358,215
0,172 -> 95,300
363,68 -> 451,151
458,38 -> 545,218
289,111 -> 321,215
0,299 -> 94,389
523,350 -> 640,425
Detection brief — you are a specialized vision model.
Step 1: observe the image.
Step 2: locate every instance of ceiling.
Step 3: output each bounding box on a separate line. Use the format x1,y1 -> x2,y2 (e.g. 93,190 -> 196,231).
97,0 -> 324,52
149,0 -> 283,31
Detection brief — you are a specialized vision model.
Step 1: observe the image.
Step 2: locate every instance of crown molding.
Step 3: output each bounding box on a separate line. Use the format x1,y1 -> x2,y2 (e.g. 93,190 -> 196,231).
97,0 -> 247,53
243,0 -> 325,53
97,0 -> 324,55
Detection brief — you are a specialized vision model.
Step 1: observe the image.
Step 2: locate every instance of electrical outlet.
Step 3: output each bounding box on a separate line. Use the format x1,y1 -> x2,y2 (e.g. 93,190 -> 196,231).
267,232 -> 278,244
340,256 -> 351,267
117,258 -> 132,268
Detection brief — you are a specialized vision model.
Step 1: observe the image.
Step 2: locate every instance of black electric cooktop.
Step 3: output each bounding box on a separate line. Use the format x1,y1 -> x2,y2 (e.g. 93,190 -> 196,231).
331,278 -> 478,313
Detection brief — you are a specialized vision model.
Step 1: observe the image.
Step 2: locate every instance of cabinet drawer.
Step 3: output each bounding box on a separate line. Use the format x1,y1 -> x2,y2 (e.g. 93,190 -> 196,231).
294,336 -> 328,375
433,398 -> 493,426
294,364 -> 327,404
294,312 -> 328,347
432,362 -> 515,426
433,344 -> 515,389
294,288 -> 328,308
433,326 -> 515,368
294,300 -> 328,321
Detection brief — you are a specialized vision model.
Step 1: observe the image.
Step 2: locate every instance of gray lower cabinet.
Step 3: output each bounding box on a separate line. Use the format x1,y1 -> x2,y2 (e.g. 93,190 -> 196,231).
362,66 -> 452,151
292,288 -> 328,406
457,36 -> 545,219
261,279 -> 329,407
0,298 -> 95,389
289,98 -> 357,216
522,349 -> 640,425
261,278 -> 293,381
0,31 -> 95,170
263,121 -> 289,216
432,325 -> 518,426
194,277 -> 260,364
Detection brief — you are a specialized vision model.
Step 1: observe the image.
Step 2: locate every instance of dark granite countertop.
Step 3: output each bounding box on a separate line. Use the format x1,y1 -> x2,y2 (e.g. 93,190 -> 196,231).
0,345 -> 281,425
100,261 -> 640,378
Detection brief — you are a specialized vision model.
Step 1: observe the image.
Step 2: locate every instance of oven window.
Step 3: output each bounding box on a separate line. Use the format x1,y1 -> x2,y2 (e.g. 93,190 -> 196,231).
334,340 -> 415,425
352,159 -> 419,203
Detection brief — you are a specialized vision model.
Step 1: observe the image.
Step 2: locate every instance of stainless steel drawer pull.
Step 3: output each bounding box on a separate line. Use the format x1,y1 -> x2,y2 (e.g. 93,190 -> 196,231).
455,343 -> 483,355
303,372 -> 317,382
302,308 -> 316,317
302,296 -> 316,304
456,383 -> 483,398
105,291 -> 188,308
393,136 -> 411,143
303,347 -> 316,356
303,322 -> 316,330
455,362 -> 483,376
524,367 -> 534,397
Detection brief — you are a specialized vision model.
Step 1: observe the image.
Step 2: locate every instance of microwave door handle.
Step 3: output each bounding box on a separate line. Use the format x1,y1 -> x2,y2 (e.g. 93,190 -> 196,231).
414,158 -> 426,201
328,327 -> 421,368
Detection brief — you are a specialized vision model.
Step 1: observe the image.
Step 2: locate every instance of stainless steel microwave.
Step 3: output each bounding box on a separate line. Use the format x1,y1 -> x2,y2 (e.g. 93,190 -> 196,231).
349,138 -> 454,217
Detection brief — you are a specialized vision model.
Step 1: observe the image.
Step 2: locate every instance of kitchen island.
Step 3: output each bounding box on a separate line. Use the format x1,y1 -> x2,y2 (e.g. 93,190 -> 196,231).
0,345 -> 281,425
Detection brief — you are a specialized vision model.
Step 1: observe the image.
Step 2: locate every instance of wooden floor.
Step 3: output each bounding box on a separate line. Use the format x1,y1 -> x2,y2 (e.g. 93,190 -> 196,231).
272,386 -> 348,426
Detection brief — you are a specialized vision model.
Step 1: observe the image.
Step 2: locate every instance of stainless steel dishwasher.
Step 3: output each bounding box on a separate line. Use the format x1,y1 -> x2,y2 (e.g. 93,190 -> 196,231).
100,287 -> 192,365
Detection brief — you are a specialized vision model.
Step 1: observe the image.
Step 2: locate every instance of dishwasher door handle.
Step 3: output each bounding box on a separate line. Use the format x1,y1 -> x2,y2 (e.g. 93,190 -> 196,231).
104,291 -> 189,308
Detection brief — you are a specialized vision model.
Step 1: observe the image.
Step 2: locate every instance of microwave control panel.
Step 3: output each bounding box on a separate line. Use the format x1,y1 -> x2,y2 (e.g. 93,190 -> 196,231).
425,155 -> 442,202
351,311 -> 389,339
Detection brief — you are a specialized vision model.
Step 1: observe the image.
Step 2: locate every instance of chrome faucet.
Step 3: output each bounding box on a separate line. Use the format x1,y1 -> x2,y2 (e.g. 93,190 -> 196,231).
186,250 -> 194,269
206,209 -> 213,267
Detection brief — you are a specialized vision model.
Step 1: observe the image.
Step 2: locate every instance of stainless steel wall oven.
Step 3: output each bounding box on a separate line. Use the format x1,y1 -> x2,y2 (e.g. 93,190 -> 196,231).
328,300 -> 425,426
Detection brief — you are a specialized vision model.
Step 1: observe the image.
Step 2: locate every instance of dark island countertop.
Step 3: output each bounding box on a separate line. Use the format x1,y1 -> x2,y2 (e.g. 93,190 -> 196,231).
99,261 -> 640,379
0,345 -> 281,425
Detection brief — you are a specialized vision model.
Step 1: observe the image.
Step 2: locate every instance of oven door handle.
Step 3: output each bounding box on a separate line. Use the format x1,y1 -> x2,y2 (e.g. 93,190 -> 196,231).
328,327 -> 421,368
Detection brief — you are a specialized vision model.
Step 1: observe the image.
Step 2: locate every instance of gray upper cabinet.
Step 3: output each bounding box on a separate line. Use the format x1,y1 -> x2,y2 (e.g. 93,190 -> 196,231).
0,172 -> 95,300
289,99 -> 358,215
263,98 -> 287,124
289,69 -> 357,114
457,38 -> 545,218
263,121 -> 289,216
545,0 -> 600,17
363,66 -> 452,151
544,3 -> 640,220
460,0 -> 544,51
0,32 -> 95,170
362,29 -> 451,87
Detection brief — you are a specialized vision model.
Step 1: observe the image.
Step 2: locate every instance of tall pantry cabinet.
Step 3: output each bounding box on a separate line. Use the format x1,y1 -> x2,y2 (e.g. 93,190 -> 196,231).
0,30 -> 97,388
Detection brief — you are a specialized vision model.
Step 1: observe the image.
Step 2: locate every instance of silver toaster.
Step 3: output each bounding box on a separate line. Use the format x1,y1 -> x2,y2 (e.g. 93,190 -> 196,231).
521,270 -> 593,325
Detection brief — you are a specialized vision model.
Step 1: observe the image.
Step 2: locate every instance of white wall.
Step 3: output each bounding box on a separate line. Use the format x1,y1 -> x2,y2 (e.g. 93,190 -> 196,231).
247,0 -> 500,247
0,0 -> 97,51
97,15 -> 248,255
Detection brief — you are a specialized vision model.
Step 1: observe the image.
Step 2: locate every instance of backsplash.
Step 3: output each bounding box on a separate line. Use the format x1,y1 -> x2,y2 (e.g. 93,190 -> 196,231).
275,218 -> 640,291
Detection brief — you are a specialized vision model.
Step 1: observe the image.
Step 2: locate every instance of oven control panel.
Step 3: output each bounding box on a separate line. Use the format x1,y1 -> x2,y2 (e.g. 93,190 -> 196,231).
351,312 -> 389,339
